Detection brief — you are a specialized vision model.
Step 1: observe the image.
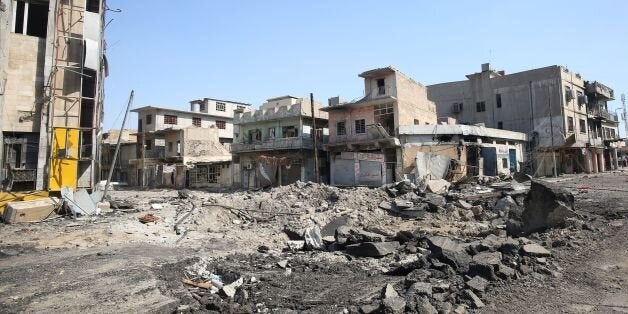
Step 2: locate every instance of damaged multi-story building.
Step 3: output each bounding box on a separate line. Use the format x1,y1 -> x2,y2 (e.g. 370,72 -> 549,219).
0,0 -> 107,191
231,95 -> 328,188
100,129 -> 136,185
427,63 -> 623,176
322,67 -> 438,186
131,98 -> 250,187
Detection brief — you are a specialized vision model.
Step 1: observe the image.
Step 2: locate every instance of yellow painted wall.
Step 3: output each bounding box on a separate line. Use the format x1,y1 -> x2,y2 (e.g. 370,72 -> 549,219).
48,128 -> 79,191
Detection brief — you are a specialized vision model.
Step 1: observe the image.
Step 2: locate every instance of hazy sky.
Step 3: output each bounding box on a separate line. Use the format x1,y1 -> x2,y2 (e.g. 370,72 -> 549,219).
103,0 -> 628,136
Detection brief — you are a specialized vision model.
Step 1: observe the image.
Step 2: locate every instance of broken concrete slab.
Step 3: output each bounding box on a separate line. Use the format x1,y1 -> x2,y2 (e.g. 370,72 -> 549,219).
426,179 -> 451,195
518,180 -> 578,235
466,276 -> 489,293
303,226 -> 325,250
381,284 -> 406,313
320,216 -> 349,237
461,289 -> 485,309
424,193 -> 447,211
394,199 -> 414,209
521,243 -> 551,257
345,241 -> 399,257
408,282 -> 432,297
335,226 -> 385,245
426,236 -> 472,273
472,251 -> 502,266
3,197 -> 60,224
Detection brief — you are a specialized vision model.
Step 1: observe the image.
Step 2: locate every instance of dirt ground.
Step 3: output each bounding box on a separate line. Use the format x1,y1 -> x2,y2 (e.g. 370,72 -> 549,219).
0,172 -> 626,313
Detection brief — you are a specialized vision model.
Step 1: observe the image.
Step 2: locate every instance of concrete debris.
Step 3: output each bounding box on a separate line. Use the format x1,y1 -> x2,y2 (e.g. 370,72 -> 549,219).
518,180 -> 578,235
178,189 -> 194,199
381,284 -> 406,313
335,226 -> 385,245
285,240 -> 305,252
345,241 -> 399,257
426,236 -> 472,272
219,277 -> 243,298
461,289 -> 485,308
426,179 -> 451,195
466,276 -> 489,293
3,197 -> 60,224
521,243 -> 551,257
303,226 -> 325,250
139,213 -> 160,224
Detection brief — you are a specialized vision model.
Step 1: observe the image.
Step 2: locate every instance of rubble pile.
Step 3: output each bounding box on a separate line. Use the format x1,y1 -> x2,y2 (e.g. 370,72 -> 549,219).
173,177 -> 590,313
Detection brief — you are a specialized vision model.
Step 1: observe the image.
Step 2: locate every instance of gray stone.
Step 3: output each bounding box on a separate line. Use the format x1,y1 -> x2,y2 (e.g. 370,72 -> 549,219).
408,282 -> 432,297
518,180 -> 578,235
470,205 -> 484,216
283,224 -> 304,240
177,189 -> 194,199
494,196 -> 517,212
286,240 -> 305,251
277,260 -> 288,269
321,216 -> 349,237
461,289 -> 485,309
426,179 -> 450,195
381,284 -> 406,313
457,199 -> 473,209
472,251 -> 502,266
426,236 -> 472,272
522,243 -> 551,257
394,199 -> 414,209
466,276 -> 489,293
219,277 -> 243,298
335,226 -> 385,245
405,269 -> 432,285
496,264 -> 517,279
379,201 -> 393,211
359,303 -> 381,314
303,226 -> 325,250
415,296 -> 438,314
424,193 -> 447,211
346,242 -> 399,257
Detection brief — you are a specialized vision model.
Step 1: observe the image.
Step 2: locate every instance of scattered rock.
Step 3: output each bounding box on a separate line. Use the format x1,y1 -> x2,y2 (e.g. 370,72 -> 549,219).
521,243 -> 551,257
219,277 -> 243,298
359,303 -> 381,314
277,260 -> 288,269
426,236 -> 472,272
321,216 -> 349,237
517,180 -> 578,235
257,245 -> 270,253
466,276 -> 489,293
461,289 -> 484,309
285,240 -> 305,252
381,284 -> 406,313
426,179 -> 451,195
345,242 -> 399,257
335,226 -> 385,245
408,282 -> 432,297
178,189 -> 194,199
424,193 -> 447,211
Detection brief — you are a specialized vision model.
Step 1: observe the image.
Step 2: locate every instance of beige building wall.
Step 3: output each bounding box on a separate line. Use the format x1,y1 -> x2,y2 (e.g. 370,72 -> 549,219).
395,72 -> 437,127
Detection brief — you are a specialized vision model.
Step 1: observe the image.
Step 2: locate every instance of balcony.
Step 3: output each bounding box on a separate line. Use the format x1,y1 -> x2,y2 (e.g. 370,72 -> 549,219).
326,124 -> 400,151
589,107 -> 619,122
585,81 -> 614,100
231,137 -> 321,153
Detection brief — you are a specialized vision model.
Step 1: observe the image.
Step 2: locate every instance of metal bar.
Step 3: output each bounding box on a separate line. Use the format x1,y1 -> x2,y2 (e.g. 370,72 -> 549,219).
102,90 -> 134,200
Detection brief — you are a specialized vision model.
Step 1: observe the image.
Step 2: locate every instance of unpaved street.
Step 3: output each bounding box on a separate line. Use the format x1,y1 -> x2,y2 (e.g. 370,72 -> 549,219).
0,172 -> 626,313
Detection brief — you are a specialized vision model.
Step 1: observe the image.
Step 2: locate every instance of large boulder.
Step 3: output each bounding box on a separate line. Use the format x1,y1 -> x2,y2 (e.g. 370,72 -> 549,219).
426,236 -> 472,273
514,180 -> 577,235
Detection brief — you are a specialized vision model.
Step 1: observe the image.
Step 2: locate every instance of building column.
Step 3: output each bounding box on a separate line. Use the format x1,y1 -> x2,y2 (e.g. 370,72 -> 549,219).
591,150 -> 598,173
612,148 -> 619,170
584,150 -> 592,174
597,151 -> 605,172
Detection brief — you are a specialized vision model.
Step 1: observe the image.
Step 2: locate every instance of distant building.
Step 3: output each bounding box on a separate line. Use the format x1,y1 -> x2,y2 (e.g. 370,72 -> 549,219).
101,129 -> 137,185
130,98 -> 250,187
321,67 -> 437,186
427,63 -> 622,176
231,95 -> 328,188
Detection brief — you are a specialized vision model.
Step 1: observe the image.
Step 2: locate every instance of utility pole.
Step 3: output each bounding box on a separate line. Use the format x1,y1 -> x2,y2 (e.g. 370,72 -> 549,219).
103,90 -> 134,200
310,93 -> 320,183
548,86 -> 557,177
622,94 -> 627,139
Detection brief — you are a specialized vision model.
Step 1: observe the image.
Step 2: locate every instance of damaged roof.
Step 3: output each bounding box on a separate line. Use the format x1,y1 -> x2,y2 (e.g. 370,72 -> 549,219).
399,124 -> 528,141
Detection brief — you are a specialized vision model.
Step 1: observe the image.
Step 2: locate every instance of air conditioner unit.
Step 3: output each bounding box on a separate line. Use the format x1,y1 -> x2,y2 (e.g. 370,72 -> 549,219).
452,103 -> 462,113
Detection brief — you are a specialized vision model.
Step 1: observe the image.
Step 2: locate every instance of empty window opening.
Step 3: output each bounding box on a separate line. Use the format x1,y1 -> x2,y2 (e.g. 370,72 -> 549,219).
248,129 -> 262,142
86,0 -> 100,13
374,103 -> 394,134
176,140 -> 181,156
414,119 -> 420,125
268,127 -> 276,138
79,99 -> 94,128
13,0 -> 49,38
215,120 -> 226,129
80,130 -> 93,158
497,121 -> 503,129
336,121 -> 346,136
565,86 -> 574,102
355,119 -> 366,134
216,102 -> 226,112
476,101 -> 486,112
199,103 -> 206,112
579,119 -> 586,133
145,114 -> 152,125
164,115 -> 177,125
81,69 -> 97,98
168,142 -> 173,152
496,93 -> 502,108
145,139 -> 152,150
502,158 -> 508,169
567,117 -> 574,132
376,78 -> 386,95
192,117 -> 201,127
282,126 -> 298,138
138,119 -> 143,132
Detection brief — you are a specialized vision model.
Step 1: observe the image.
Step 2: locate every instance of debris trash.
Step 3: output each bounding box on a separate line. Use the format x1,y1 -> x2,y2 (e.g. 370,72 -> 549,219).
139,213 -> 160,224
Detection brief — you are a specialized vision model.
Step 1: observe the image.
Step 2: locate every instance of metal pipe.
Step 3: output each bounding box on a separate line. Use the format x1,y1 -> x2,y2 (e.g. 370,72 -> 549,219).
102,90 -> 134,199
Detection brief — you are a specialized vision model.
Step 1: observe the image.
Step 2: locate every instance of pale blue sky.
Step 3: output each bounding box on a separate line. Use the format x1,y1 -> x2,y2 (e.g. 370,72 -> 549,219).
103,0 -> 628,136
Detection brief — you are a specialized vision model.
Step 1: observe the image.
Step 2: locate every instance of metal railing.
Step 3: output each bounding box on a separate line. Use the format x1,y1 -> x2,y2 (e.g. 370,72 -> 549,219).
589,107 -> 618,121
231,137 -> 321,152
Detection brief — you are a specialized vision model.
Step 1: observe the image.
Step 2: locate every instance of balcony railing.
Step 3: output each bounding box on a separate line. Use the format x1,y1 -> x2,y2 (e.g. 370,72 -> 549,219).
589,107 -> 618,121
231,137 -> 322,153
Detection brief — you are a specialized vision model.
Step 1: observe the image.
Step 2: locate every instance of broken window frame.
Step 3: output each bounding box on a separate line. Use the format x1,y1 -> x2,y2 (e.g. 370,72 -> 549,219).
164,115 -> 178,125
215,120 -> 226,130
336,121 -> 346,136
355,119 -> 366,134
192,117 -> 202,127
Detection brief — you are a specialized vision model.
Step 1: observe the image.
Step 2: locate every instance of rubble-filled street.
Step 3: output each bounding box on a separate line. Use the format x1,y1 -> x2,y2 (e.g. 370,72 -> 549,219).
0,172 -> 626,313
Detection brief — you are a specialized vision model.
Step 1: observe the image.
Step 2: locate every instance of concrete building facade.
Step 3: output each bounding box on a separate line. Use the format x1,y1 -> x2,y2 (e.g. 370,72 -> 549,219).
0,0 -> 107,191
427,63 -> 622,176
100,129 -> 137,185
231,95 -> 329,188
130,98 -> 248,188
322,67 -> 438,186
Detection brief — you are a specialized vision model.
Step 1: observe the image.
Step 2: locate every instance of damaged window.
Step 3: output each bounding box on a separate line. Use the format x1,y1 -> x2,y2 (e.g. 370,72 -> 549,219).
496,93 -> 502,108
86,0 -> 100,13
13,0 -> 49,38
355,119 -> 366,134
579,119 -> 586,133
567,117 -> 574,132
282,126 -> 298,138
336,121 -> 346,136
192,117 -> 201,127
145,140 -> 152,150
146,114 -> 152,125
374,103 -> 394,134
497,121 -> 503,129
164,115 -> 178,125
215,120 -> 226,129
268,127 -> 276,138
